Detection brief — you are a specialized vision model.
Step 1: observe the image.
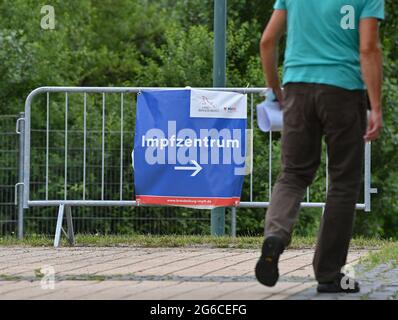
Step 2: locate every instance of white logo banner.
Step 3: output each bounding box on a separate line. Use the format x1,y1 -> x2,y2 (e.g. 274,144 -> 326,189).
190,89 -> 247,120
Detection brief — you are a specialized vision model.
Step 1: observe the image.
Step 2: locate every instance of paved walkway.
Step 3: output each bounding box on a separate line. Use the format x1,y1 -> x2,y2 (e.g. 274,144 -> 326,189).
0,247 -> 385,300
291,263 -> 398,300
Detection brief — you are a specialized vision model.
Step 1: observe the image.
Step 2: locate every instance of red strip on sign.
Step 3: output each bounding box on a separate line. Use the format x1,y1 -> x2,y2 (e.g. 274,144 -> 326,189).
136,196 -> 241,207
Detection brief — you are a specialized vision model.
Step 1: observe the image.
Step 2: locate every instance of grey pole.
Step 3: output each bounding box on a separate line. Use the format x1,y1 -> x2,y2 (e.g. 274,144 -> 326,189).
231,207 -> 237,238
211,0 -> 227,236
213,0 -> 227,86
17,112 -> 25,239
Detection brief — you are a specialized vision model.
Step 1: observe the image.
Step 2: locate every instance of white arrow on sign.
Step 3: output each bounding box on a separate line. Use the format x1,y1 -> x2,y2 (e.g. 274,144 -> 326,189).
174,160 -> 203,177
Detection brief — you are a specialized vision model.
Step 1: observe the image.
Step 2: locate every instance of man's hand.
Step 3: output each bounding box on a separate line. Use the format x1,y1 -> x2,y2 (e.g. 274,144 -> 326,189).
273,87 -> 284,107
364,110 -> 383,142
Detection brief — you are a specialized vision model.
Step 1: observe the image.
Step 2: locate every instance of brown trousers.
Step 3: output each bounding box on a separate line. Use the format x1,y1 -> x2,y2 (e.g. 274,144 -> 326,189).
265,83 -> 368,283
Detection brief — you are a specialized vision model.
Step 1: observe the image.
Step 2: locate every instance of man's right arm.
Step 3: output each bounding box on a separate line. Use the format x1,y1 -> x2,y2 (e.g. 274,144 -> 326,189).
260,10 -> 286,106
360,18 -> 383,142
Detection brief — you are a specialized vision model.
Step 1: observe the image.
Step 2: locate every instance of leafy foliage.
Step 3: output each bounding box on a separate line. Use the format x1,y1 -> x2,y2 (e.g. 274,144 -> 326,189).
0,0 -> 397,238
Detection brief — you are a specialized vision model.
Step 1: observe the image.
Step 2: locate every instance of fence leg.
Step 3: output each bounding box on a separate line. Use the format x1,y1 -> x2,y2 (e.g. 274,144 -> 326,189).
65,206 -> 75,246
54,205 -> 65,248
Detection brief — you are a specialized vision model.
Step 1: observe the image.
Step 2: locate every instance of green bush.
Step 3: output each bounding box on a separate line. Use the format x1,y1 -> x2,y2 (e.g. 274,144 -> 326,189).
0,0 -> 397,238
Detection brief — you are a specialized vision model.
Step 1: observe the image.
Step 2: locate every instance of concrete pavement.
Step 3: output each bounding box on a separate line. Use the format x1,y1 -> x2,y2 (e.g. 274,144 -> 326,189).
0,247 -> 373,300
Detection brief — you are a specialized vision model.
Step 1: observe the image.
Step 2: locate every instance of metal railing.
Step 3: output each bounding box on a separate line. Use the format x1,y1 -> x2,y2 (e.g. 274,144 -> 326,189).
0,115 -> 20,236
16,87 -> 377,247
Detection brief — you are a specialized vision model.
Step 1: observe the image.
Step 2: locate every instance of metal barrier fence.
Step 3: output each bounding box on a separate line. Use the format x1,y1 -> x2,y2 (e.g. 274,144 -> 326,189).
0,115 -> 19,236
17,87 -> 377,247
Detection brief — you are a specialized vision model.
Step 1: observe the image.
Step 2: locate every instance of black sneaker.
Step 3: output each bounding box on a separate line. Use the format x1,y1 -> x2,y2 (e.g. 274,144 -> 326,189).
255,236 -> 285,287
317,273 -> 360,294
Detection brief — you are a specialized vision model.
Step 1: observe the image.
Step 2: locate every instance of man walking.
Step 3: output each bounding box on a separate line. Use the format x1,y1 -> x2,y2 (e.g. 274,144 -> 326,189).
256,0 -> 384,293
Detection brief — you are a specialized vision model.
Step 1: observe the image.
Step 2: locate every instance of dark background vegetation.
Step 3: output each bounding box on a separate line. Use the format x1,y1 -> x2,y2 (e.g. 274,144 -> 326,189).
0,0 -> 397,238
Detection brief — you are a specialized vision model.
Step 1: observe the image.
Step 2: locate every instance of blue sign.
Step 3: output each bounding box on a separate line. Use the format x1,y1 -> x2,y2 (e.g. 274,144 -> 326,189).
134,89 -> 247,209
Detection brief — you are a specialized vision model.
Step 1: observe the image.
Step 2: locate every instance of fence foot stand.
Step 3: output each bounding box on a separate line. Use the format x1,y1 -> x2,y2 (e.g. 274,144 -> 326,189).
65,206 -> 76,246
54,205 -> 75,248
54,205 -> 65,248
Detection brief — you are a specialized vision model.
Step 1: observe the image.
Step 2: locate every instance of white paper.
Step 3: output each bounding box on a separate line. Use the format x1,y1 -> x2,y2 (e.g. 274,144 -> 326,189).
257,100 -> 283,132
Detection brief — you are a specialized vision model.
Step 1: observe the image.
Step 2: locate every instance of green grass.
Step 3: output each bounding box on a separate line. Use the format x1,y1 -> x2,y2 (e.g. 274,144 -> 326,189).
360,242 -> 398,270
0,274 -> 23,281
0,234 -> 394,250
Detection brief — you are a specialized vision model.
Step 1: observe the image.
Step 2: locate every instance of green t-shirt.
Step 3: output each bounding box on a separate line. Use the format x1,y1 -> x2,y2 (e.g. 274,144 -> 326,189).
274,0 -> 385,90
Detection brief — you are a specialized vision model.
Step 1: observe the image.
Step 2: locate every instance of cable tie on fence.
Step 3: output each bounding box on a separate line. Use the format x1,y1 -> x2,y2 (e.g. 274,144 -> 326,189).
16,118 -> 24,134
14,183 -> 24,206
